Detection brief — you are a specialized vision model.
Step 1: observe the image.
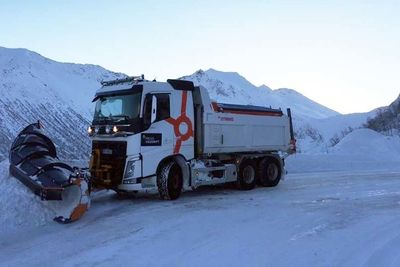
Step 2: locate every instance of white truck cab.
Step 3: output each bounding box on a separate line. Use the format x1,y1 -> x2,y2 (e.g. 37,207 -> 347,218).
89,76 -> 295,199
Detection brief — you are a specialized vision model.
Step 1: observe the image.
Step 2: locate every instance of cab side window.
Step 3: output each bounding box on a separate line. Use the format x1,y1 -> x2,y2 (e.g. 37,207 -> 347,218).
155,94 -> 170,121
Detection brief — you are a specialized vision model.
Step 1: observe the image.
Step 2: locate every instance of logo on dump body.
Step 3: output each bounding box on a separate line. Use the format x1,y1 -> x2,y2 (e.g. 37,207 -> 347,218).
166,91 -> 193,154
218,116 -> 234,122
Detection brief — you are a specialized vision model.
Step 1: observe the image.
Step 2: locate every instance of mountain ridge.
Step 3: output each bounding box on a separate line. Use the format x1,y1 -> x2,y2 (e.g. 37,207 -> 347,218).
181,68 -> 340,120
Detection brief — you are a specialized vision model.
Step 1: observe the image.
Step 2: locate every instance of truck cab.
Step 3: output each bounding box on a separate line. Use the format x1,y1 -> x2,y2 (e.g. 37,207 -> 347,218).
89,77 -> 194,191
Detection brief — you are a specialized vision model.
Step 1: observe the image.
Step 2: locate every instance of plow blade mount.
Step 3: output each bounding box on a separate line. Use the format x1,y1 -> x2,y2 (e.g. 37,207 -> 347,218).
9,122 -> 90,223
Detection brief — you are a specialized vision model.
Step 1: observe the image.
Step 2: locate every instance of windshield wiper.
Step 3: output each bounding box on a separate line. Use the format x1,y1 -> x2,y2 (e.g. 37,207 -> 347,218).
109,115 -> 130,122
93,115 -> 112,124
94,117 -> 107,123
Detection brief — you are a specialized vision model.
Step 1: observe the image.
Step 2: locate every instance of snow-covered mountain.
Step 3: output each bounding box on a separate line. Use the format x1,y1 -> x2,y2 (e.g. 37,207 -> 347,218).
181,69 -> 340,120
0,46 -> 389,160
0,47 -> 124,161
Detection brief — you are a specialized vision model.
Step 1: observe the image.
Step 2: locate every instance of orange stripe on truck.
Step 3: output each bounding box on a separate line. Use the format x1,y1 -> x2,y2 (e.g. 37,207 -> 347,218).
166,91 -> 194,154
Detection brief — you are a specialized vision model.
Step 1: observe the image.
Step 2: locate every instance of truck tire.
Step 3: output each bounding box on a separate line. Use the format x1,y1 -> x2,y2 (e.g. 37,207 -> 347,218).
237,159 -> 257,190
157,161 -> 183,200
257,157 -> 281,187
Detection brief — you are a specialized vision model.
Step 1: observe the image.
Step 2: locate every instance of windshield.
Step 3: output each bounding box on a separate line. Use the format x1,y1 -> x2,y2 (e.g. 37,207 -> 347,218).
93,92 -> 142,124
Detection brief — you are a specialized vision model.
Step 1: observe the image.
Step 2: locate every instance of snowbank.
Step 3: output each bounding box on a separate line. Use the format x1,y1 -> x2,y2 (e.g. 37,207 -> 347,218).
332,128 -> 400,159
0,160 -> 54,233
287,129 -> 400,173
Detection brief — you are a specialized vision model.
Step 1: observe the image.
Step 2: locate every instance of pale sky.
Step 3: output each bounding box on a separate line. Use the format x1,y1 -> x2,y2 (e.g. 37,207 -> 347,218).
1,0 -> 399,114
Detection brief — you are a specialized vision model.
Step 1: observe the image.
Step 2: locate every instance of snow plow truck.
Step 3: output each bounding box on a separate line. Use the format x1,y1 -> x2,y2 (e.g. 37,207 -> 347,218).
9,76 -> 296,223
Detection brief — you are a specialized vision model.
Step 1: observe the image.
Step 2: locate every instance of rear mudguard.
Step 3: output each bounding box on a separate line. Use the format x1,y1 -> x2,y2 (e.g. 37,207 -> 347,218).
9,122 -> 90,223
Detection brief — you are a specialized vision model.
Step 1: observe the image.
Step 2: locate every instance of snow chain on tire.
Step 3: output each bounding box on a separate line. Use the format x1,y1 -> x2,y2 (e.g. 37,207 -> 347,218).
237,159 -> 257,190
258,157 -> 281,187
157,161 -> 183,200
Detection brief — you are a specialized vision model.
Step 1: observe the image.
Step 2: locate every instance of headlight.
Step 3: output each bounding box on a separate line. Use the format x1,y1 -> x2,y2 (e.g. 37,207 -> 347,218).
124,160 -> 136,178
113,125 -> 118,133
94,126 -> 100,134
87,126 -> 93,136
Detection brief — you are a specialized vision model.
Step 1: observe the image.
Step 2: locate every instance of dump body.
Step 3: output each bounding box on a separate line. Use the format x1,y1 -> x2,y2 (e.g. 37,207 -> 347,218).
202,103 -> 290,155
202,112 -> 290,154
192,86 -> 292,155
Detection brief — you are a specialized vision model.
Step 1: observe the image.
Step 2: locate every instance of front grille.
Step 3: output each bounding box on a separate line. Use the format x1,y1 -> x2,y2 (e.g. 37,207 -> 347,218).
90,141 -> 127,189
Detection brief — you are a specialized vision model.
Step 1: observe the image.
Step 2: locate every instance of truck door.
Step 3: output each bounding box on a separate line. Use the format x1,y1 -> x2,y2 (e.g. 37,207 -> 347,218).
167,90 -> 195,160
140,93 -> 174,177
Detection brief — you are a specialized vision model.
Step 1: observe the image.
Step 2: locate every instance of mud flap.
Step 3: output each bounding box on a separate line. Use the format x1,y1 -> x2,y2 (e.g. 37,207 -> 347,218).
9,122 -> 91,223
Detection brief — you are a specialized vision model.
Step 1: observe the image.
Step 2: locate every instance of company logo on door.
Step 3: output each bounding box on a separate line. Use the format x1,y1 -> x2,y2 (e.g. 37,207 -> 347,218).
141,133 -> 162,146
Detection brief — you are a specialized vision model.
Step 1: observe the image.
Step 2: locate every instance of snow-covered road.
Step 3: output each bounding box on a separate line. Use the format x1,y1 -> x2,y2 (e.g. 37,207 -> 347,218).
1,170 -> 400,267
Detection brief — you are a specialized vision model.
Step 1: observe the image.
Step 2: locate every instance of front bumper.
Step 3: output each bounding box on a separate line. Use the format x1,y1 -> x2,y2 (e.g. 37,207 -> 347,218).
118,175 -> 157,191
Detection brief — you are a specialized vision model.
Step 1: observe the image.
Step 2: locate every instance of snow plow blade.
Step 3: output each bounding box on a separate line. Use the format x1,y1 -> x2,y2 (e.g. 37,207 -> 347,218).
9,122 -> 90,223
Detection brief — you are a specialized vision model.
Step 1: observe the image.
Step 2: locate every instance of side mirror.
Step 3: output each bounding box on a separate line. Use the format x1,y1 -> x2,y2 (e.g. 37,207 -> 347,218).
150,95 -> 157,123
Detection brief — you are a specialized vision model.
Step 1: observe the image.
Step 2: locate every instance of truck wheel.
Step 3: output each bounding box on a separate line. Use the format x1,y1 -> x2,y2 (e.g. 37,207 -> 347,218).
157,161 -> 183,200
258,157 -> 281,187
237,159 -> 256,190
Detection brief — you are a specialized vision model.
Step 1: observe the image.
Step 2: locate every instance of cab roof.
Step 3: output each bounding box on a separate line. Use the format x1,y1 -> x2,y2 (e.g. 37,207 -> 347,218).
94,77 -> 195,100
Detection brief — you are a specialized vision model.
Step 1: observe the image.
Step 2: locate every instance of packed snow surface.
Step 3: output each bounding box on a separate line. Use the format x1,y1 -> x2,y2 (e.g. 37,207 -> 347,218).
2,154 -> 400,266
1,171 -> 400,266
